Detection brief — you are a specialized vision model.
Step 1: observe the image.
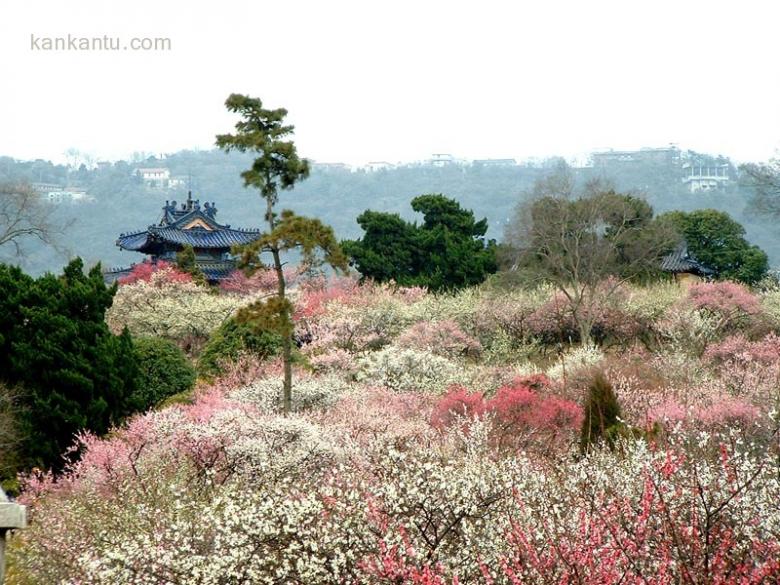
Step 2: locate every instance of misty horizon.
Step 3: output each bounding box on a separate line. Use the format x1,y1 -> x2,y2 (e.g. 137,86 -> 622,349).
0,142 -> 760,170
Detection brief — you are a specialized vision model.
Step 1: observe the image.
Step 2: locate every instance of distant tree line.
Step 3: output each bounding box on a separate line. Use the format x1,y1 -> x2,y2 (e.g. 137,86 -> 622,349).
3,144 -> 779,278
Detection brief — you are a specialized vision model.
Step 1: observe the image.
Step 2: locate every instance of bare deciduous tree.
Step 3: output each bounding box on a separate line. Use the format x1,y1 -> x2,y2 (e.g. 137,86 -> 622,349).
504,188 -> 678,344
0,183 -> 59,257
741,160 -> 780,217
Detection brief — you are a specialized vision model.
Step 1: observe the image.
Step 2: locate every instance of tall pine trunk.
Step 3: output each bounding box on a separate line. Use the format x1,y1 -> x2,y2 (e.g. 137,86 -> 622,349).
271,246 -> 292,414
267,198 -> 293,414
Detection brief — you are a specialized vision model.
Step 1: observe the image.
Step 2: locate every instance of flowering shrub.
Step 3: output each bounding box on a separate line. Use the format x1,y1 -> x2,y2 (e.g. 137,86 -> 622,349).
9,379 -> 780,584
429,386 -> 486,429
302,315 -> 391,355
697,333 -> 780,411
655,305 -> 721,354
430,378 -> 582,454
312,386 -> 435,449
525,284 -> 644,346
116,261 -> 192,285
689,281 -> 761,316
546,343 -> 605,380
10,276 -> 780,584
525,291 -> 578,343
648,395 -> 761,429
705,333 -> 780,366
470,286 -> 552,343
397,320 -> 482,359
356,347 -> 461,393
107,271 -> 255,350
219,267 -> 284,295
759,286 -> 780,327
229,374 -> 353,413
487,380 -> 582,450
622,280 -> 682,322
688,281 -> 762,335
295,275 -> 361,319
308,348 -> 358,375
298,280 -> 433,359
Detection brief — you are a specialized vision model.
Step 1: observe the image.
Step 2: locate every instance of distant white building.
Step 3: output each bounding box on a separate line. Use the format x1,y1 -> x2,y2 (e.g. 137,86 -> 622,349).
429,153 -> 455,167
312,162 -> 352,172
168,175 -> 187,189
364,161 -> 395,172
31,182 -> 63,194
682,164 -> 730,193
137,167 -> 171,188
427,153 -> 469,167
590,146 -> 681,167
44,187 -> 92,204
472,158 -> 517,167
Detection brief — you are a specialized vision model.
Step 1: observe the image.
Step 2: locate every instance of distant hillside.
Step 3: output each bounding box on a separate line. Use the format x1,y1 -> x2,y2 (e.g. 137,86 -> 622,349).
0,149 -> 777,275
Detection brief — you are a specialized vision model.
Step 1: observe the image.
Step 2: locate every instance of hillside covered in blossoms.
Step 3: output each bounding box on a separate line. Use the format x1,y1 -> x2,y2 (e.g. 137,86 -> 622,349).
5,263 -> 780,583
2,90 -> 780,584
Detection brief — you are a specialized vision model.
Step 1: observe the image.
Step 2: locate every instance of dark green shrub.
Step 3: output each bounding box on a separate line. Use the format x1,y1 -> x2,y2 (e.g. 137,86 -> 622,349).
132,337 -> 197,410
175,244 -> 208,286
198,317 -> 282,377
579,370 -> 624,454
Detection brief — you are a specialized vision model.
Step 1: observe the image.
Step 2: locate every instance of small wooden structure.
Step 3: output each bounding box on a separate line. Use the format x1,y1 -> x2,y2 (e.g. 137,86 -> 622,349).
661,242 -> 715,285
0,489 -> 26,583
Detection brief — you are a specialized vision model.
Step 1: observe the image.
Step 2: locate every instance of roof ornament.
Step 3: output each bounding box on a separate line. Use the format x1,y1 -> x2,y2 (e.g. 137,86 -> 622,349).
204,201 -> 218,219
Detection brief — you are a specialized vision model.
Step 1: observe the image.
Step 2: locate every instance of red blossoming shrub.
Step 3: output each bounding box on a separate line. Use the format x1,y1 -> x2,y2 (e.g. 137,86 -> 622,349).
430,386 -> 486,430
487,379 -> 582,452
431,378 -> 582,453
295,276 -> 361,319
117,260 -> 192,285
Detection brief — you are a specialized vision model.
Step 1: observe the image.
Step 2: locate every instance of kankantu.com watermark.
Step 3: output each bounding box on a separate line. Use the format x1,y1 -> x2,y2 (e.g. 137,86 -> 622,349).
30,34 -> 171,52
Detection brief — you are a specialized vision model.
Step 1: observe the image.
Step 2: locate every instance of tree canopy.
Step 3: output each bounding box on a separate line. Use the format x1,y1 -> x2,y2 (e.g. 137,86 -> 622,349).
342,194 -> 497,291
661,209 -> 768,285
0,259 -> 138,471
503,188 -> 677,343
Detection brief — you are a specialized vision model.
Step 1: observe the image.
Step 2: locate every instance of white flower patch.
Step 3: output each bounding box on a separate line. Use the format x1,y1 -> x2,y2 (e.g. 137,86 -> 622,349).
546,343 -> 605,379
355,346 -> 461,393
229,375 -> 354,412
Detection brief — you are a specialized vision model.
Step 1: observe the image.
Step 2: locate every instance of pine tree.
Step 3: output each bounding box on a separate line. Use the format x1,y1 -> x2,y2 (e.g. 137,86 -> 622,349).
341,194 -> 497,291
175,244 -> 207,286
216,94 -> 347,413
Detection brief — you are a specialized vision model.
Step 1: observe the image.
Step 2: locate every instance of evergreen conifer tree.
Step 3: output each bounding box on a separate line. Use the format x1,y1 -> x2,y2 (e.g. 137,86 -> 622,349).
580,371 -> 623,454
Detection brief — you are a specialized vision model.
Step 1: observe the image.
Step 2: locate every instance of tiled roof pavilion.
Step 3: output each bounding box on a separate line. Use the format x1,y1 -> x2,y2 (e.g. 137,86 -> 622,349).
661,241 -> 715,277
109,193 -> 261,283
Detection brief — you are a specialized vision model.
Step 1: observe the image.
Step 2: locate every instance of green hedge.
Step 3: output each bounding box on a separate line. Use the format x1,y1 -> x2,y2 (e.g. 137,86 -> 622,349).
198,317 -> 282,377
133,337 -> 196,409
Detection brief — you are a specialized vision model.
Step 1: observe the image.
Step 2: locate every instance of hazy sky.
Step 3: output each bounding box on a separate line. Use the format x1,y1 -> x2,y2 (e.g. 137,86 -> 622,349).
3,0 -> 780,165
